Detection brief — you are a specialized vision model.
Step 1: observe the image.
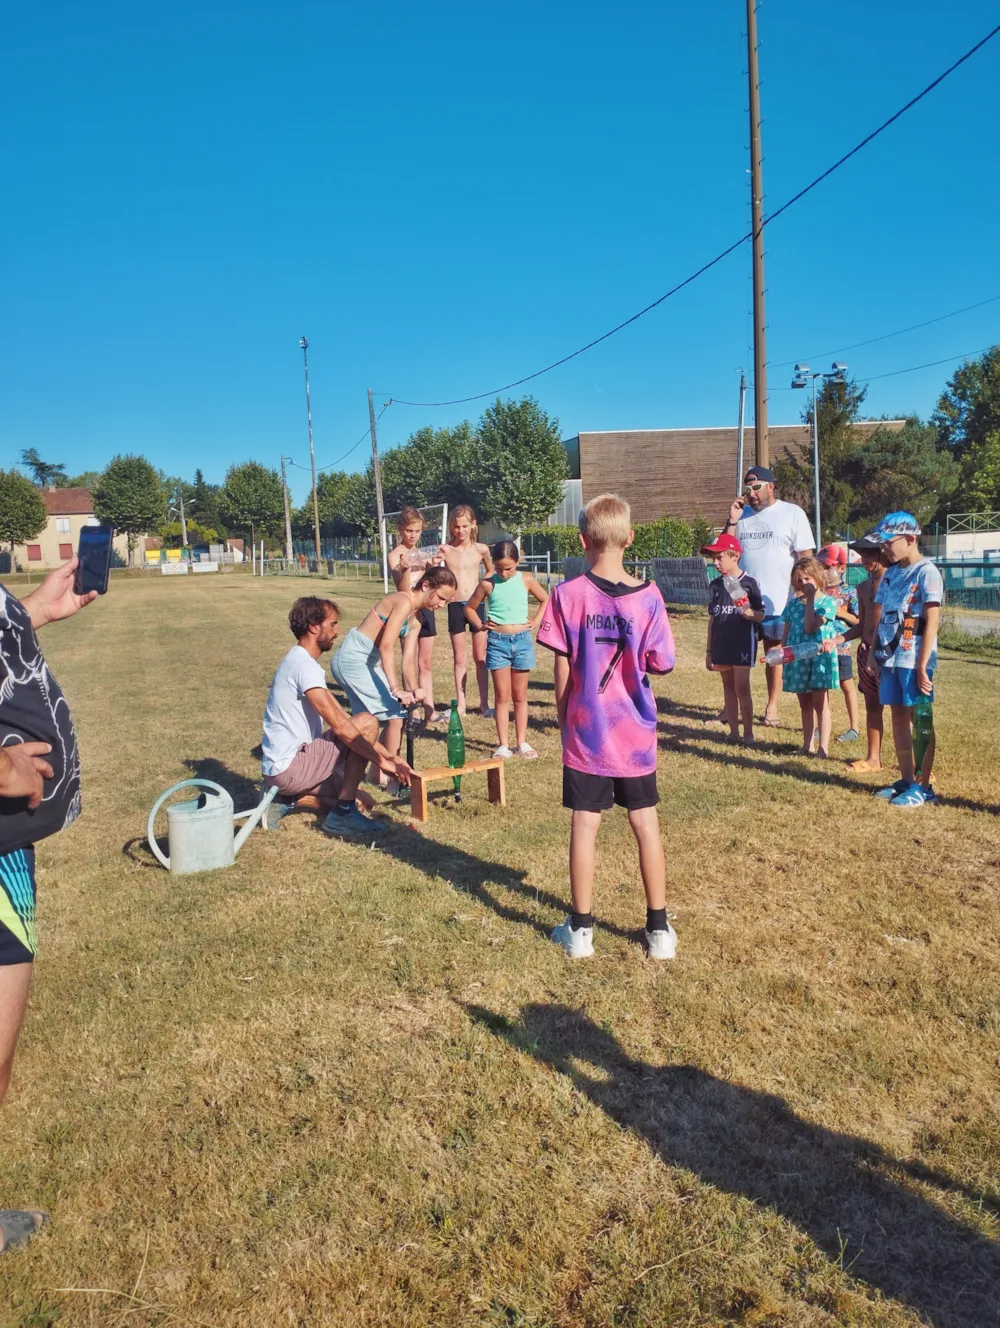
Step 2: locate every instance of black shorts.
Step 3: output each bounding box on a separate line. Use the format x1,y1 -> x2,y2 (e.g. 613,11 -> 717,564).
447,600 -> 486,635
0,846 -> 37,966
562,767 -> 659,813
838,653 -> 854,682
417,607 -> 437,639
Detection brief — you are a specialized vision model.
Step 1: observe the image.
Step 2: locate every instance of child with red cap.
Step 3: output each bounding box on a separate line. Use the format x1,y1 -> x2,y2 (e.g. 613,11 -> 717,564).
702,533 -> 765,744
818,544 -> 861,744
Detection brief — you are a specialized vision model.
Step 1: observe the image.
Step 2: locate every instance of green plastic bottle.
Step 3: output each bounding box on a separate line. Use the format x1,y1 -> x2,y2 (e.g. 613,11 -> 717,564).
447,699 -> 465,798
913,695 -> 934,778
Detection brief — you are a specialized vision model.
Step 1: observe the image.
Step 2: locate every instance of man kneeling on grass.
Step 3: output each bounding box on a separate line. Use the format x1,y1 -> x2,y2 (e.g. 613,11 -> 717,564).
261,597 -> 413,838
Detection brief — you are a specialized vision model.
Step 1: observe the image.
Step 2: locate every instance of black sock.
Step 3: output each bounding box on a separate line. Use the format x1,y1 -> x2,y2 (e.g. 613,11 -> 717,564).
571,911 -> 593,931
646,907 -> 667,933
334,799 -> 354,815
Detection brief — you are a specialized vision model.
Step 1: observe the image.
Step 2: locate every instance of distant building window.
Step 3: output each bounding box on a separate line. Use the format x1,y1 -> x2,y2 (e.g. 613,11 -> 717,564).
27,545 -> 42,561
56,517 -> 71,533
59,543 -> 73,561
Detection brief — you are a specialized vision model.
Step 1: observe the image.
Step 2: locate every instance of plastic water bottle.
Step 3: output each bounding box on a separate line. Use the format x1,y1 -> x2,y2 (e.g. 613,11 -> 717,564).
913,695 -> 934,776
721,572 -> 749,610
447,699 -> 465,799
764,639 -> 823,667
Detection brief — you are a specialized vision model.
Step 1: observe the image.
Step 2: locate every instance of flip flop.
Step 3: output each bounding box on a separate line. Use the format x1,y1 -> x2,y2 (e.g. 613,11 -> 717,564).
846,759 -> 881,773
0,1210 -> 48,1254
759,716 -> 782,728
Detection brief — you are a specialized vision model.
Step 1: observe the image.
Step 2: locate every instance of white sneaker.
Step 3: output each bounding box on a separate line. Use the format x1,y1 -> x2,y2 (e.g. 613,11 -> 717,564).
645,924 -> 678,961
492,745 -> 513,759
550,917 -> 595,958
516,743 -> 539,760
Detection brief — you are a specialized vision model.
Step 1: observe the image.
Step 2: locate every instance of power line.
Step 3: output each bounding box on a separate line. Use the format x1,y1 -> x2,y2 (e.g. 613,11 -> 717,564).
771,293 -> 1000,369
287,403 -> 391,475
769,343 -> 994,391
386,21 -> 1000,410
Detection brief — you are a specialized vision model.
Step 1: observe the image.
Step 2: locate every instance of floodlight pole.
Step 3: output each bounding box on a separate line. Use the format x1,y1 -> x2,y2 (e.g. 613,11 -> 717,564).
299,337 -> 322,567
368,388 -> 389,592
280,455 -> 294,563
746,0 -> 769,466
811,375 -> 821,549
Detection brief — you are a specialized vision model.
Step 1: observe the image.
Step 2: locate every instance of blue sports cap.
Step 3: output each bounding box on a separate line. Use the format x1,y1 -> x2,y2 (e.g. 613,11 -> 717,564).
874,511 -> 921,541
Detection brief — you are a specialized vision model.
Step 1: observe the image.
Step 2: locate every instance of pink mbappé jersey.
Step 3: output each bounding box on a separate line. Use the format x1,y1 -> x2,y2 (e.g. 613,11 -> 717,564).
537,571 -> 675,778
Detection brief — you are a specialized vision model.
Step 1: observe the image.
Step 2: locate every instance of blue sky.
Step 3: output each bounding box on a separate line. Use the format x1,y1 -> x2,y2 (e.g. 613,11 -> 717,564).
2,1 -> 998,505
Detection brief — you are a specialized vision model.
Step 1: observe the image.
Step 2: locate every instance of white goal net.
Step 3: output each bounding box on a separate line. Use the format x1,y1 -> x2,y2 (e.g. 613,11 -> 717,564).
379,503 -> 449,592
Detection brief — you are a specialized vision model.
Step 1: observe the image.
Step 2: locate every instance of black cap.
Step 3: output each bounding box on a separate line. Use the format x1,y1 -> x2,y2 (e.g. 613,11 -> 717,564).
848,532 -> 882,552
744,466 -> 775,484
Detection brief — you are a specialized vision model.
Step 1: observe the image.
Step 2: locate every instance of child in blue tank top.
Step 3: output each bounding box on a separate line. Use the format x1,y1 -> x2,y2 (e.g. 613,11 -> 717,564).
465,542 -> 549,759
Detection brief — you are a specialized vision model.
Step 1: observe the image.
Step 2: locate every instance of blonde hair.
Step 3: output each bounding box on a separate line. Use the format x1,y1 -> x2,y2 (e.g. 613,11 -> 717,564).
396,506 -> 424,531
579,493 -> 631,551
791,556 -> 828,592
449,504 -> 478,539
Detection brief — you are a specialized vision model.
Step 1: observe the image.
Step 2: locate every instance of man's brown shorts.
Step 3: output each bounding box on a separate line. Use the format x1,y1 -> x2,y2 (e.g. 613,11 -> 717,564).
265,732 -> 347,800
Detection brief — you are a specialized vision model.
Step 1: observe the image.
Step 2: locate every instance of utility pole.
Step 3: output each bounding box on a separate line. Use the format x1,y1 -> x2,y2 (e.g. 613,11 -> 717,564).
736,372 -> 747,491
368,388 -> 389,591
280,455 -> 294,563
299,337 -> 322,567
746,0 -> 769,467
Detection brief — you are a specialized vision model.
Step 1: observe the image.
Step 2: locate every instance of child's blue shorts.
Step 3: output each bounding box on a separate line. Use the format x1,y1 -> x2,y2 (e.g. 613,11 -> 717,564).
485,628 -> 535,672
879,666 -> 934,707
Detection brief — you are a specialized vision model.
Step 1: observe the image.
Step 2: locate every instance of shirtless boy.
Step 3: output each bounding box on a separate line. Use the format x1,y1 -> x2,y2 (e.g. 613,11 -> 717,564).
438,505 -> 494,715
388,507 -> 445,725
842,532 -> 889,773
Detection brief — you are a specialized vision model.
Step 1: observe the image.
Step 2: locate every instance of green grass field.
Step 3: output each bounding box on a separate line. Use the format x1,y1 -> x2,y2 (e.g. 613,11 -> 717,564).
2,574 -> 998,1327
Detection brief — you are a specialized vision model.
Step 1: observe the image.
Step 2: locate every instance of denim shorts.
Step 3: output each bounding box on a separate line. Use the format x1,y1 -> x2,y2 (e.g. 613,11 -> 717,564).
879,666 -> 934,707
485,628 -> 535,671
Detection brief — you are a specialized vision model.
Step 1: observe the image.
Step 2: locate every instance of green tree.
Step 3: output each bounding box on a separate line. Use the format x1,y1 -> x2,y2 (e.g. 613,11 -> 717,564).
772,377 -> 869,539
469,397 -> 567,535
192,468 -> 228,537
0,469 -> 48,555
157,519 -> 220,549
379,423 -> 479,513
839,417 -> 959,532
93,454 -> 167,565
954,430 -> 1000,511
19,448 -> 67,488
58,470 -> 102,490
220,462 -> 285,547
933,346 -> 1000,460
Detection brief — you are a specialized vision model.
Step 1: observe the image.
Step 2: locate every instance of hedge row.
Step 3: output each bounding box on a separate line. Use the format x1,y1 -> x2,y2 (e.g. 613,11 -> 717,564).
522,514 -> 716,560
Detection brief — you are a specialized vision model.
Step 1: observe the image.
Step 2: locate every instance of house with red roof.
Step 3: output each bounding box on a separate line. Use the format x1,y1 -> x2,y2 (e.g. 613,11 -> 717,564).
12,488 -> 136,570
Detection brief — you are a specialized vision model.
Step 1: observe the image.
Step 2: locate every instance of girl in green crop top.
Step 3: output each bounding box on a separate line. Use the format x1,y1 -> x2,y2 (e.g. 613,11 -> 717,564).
464,542 -> 549,760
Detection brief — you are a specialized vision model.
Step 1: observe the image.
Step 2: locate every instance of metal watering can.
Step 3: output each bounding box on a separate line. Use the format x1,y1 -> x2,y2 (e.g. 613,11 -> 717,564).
147,778 -> 279,875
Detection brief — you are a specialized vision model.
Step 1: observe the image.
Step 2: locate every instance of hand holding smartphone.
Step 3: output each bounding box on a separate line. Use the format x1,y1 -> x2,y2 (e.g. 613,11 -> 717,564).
73,524 -> 115,595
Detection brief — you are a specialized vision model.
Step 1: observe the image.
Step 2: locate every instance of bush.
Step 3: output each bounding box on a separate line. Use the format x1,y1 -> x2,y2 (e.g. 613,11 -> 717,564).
522,518 -> 696,560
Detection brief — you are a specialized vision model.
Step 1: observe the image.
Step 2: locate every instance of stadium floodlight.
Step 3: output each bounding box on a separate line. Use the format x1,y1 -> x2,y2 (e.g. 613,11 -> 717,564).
790,360 -> 851,548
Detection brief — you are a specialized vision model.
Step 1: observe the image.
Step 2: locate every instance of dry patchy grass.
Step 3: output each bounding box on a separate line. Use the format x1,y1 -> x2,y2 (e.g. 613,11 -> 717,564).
1,575 -> 998,1327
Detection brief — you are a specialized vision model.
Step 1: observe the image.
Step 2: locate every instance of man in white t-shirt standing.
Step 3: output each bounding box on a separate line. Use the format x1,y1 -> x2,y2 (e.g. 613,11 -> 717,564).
721,466 -> 814,726
261,596 -> 413,838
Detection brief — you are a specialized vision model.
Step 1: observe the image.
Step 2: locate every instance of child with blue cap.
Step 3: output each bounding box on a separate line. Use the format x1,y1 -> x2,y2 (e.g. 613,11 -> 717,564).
871,512 -> 942,807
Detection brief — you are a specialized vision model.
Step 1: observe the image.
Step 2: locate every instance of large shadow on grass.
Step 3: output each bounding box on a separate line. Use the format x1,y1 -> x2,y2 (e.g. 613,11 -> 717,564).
183,756 -> 261,808
468,1002 -> 1000,1328
378,824 -> 638,947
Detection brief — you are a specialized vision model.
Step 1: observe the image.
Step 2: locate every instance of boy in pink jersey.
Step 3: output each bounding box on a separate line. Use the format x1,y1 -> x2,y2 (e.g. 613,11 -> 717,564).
537,494 -> 677,960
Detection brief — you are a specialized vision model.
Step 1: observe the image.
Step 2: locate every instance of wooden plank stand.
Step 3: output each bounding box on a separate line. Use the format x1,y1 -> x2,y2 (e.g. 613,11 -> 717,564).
409,759 -> 506,824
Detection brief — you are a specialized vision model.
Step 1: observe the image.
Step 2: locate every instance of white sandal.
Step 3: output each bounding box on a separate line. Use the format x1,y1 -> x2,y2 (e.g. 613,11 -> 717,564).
492,745 -> 513,759
516,743 -> 539,760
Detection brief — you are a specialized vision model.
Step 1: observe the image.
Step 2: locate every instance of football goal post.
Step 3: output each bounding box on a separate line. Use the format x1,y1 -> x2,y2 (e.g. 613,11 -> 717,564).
379,503 -> 449,592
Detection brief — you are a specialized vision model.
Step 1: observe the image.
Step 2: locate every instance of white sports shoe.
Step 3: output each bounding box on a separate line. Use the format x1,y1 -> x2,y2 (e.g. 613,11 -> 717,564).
645,924 -> 678,961
550,918 -> 595,958
492,745 -> 513,759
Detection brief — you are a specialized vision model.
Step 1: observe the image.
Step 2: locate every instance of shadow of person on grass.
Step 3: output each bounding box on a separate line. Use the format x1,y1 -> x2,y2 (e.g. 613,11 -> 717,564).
376,822 -> 639,946
466,1002 -> 1000,1328
183,756 -> 261,808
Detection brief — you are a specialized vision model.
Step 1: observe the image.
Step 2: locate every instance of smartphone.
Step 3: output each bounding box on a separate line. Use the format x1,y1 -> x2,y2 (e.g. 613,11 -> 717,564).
74,523 -> 115,595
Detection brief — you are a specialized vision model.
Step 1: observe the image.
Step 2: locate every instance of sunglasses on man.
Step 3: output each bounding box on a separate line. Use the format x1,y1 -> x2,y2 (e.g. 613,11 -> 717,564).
743,481 -> 768,494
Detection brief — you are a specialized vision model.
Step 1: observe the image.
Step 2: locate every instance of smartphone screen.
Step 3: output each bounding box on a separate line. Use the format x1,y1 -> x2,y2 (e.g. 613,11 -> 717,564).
74,524 -> 114,595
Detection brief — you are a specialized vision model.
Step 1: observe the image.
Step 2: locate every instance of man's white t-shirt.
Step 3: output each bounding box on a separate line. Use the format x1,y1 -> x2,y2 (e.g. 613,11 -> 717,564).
261,645 -> 327,776
736,499 -> 815,619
